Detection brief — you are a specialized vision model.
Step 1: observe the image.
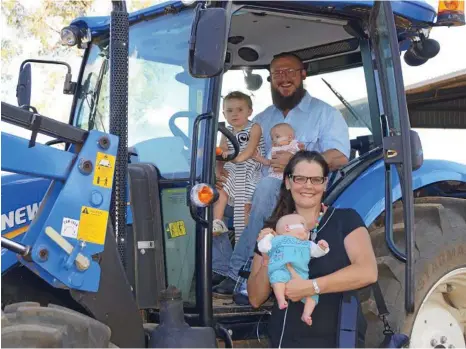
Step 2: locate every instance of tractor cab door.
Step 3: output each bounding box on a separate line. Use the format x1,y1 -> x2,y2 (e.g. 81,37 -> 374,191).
71,4 -> 219,321
368,2 -> 418,313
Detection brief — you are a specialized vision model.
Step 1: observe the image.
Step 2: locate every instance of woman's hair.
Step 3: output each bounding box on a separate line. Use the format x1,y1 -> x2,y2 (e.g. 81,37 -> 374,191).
263,150 -> 329,230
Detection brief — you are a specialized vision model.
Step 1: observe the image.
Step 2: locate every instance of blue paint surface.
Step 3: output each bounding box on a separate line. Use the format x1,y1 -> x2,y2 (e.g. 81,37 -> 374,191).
333,159 -> 466,226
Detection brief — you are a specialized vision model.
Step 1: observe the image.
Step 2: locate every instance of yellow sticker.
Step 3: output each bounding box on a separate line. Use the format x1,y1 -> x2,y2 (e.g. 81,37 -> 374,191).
167,220 -> 187,239
77,206 -> 108,245
93,152 -> 116,189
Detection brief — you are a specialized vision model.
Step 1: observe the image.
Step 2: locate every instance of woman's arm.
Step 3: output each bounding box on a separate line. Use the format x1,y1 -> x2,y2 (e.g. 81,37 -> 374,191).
247,253 -> 271,308
285,226 -> 378,301
248,227 -> 276,308
231,124 -> 262,163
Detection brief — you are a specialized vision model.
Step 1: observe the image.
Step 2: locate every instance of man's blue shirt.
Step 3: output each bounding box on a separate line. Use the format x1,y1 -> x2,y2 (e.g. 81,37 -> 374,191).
252,91 -> 350,176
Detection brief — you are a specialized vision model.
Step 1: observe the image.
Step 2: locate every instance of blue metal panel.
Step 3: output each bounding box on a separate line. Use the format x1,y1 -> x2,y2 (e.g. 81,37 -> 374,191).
333,159 -> 466,226
71,1 -> 186,36
1,174 -> 51,273
1,133 -> 76,181
13,130 -> 119,292
243,1 -> 437,23
71,0 -> 436,36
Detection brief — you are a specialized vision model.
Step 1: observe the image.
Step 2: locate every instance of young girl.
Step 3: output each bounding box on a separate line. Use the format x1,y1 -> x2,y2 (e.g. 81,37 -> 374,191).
214,91 -> 265,242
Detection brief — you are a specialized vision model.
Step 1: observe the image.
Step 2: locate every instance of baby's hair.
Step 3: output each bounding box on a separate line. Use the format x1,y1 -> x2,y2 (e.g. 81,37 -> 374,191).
223,91 -> 253,109
271,123 -> 295,137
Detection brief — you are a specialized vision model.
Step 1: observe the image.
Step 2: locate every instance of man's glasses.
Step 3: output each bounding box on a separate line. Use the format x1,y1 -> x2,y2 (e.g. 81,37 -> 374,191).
270,68 -> 303,80
289,175 -> 326,185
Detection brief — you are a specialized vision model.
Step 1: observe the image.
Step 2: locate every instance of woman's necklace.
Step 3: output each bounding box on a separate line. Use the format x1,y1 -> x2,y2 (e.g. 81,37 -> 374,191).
310,203 -> 327,241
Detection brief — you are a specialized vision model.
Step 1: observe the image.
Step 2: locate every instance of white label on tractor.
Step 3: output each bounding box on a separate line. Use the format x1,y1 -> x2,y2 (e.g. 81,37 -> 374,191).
137,241 -> 155,249
61,217 -> 79,239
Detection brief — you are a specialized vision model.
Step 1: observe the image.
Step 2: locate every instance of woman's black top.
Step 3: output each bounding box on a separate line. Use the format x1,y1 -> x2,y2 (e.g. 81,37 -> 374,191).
254,207 -> 366,348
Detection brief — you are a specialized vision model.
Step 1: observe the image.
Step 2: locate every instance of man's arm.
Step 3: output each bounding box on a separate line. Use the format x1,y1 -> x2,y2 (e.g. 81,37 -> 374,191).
322,149 -> 348,171
319,107 -> 351,171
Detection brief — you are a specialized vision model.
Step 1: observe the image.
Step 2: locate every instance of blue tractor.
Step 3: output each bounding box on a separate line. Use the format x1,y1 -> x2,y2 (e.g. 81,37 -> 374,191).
2,0 -> 465,347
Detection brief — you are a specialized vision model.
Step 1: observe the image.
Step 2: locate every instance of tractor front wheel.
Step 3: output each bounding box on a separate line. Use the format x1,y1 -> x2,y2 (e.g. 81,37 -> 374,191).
1,302 -> 114,347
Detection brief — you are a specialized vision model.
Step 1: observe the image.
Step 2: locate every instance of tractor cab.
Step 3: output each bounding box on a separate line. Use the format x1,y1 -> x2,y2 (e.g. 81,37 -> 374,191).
2,1 -> 465,348
64,0 -> 448,337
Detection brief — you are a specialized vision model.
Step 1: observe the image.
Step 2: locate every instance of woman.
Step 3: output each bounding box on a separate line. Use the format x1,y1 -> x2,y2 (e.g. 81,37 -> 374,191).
247,150 -> 377,348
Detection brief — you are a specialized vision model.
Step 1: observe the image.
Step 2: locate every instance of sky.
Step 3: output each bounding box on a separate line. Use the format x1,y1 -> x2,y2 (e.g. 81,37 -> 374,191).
1,0 -> 465,165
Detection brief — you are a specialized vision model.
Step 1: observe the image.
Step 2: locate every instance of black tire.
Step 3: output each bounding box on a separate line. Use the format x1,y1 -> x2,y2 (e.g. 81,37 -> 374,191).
1,302 -> 114,347
361,196 -> 466,347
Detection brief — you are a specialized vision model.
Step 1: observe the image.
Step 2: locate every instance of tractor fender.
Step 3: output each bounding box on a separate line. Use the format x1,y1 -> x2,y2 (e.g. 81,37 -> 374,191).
332,158 -> 466,226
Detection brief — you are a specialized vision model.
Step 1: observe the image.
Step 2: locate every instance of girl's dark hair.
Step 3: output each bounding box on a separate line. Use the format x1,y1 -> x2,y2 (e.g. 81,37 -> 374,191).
263,150 -> 329,230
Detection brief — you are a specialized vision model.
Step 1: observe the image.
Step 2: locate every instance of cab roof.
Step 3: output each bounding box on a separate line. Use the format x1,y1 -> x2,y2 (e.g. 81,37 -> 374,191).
71,0 -> 437,36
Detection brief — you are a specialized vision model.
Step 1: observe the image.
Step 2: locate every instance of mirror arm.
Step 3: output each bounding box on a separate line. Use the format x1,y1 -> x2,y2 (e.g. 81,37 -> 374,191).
19,59 -> 77,94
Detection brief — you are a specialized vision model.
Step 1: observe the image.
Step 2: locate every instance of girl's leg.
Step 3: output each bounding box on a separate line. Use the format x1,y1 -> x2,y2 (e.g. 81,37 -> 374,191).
213,189 -> 229,235
214,189 -> 228,221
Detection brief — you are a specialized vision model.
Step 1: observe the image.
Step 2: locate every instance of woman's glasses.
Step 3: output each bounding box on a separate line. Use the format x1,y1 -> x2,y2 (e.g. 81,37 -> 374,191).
289,175 -> 326,185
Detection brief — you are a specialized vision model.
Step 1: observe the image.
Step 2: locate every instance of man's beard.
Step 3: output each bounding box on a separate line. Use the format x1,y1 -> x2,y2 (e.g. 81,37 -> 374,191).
271,81 -> 306,112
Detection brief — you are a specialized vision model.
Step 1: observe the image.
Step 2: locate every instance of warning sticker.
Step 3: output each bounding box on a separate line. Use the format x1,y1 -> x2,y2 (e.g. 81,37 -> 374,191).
77,206 -> 108,245
167,220 -> 187,239
61,217 -> 79,239
93,152 -> 116,189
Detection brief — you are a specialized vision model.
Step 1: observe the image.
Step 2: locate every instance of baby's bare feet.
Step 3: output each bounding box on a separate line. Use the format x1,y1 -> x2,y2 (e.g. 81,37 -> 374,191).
278,300 -> 288,310
301,314 -> 313,326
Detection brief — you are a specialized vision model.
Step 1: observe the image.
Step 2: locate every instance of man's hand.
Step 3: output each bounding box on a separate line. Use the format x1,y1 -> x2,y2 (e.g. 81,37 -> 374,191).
215,162 -> 228,190
270,150 -> 294,172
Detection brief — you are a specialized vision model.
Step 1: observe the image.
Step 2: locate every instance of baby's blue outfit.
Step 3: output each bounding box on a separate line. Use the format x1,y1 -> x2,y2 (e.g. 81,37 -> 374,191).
268,235 -> 319,304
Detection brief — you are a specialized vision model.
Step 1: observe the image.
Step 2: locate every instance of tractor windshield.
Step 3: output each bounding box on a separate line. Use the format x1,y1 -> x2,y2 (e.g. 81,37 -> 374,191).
73,8 -> 209,179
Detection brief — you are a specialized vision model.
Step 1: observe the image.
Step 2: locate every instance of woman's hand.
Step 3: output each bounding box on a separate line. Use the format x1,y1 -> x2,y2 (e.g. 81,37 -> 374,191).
285,264 -> 314,302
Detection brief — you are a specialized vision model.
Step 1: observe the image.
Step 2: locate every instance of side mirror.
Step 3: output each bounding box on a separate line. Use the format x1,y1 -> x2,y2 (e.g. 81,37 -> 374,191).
409,130 -> 423,171
189,5 -> 228,78
244,71 -> 263,91
15,59 -> 77,108
17,63 -> 32,107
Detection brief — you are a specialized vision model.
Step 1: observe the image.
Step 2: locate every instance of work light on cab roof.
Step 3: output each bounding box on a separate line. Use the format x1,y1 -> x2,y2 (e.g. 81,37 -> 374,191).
60,25 -> 92,49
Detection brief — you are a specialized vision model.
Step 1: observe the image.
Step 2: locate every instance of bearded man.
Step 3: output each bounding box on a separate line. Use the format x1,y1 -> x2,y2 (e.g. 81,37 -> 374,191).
212,52 -> 351,297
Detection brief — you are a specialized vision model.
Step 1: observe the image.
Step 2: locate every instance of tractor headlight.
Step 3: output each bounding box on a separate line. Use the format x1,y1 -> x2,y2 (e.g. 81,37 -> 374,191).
60,26 -> 91,49
60,26 -> 79,46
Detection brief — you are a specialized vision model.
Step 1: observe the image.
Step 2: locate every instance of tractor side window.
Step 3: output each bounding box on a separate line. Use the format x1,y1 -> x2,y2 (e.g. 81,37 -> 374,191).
371,4 -> 403,133
74,8 -> 209,179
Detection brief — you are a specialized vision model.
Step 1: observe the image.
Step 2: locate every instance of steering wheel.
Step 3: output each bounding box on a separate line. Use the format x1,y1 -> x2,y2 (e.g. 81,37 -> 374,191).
168,112 -> 240,162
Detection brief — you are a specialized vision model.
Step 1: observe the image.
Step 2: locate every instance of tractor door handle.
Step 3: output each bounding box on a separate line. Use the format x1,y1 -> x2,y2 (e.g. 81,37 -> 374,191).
188,112 -> 213,225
